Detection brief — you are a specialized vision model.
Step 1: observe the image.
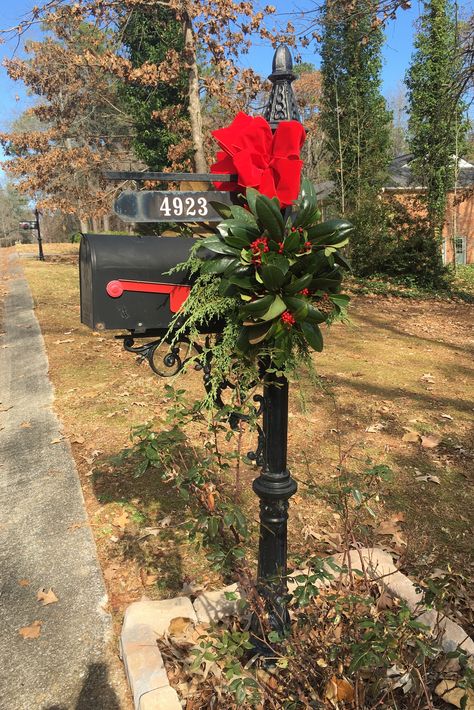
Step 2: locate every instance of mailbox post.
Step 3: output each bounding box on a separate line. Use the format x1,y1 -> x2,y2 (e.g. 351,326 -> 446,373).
19,208 -> 44,261
82,44 -> 305,652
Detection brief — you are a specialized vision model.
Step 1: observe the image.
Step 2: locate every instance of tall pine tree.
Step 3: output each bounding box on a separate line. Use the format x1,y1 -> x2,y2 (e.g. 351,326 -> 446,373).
320,1 -> 392,273
405,0 -> 468,244
120,6 -> 189,171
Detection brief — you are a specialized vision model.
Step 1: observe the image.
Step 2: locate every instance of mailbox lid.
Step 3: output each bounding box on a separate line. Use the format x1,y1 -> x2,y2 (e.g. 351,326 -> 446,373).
80,233 -> 195,331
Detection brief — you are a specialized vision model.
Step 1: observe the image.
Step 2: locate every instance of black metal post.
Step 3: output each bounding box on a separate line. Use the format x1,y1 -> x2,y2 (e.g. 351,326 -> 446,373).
35,208 -> 45,261
250,45 -> 301,649
251,371 -> 297,643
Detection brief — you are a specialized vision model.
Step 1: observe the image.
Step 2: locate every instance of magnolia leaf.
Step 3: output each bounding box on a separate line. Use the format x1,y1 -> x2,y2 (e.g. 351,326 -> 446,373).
306,304 -> 327,324
247,322 -> 274,344
245,187 -> 259,217
241,294 -> 275,317
283,230 -> 301,252
198,237 -> 239,256
301,321 -> 324,352
201,256 -> 237,274
227,274 -> 254,290
260,295 -> 287,322
284,273 -> 313,295
208,200 -> 232,218
255,194 -> 284,238
224,233 -> 253,249
236,327 -> 250,352
260,264 -> 287,291
230,205 -> 257,225
284,296 -> 309,321
307,219 -> 353,240
329,294 -> 350,310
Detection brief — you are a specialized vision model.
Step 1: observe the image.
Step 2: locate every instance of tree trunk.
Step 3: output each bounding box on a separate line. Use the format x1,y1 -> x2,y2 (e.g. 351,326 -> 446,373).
183,12 -> 207,174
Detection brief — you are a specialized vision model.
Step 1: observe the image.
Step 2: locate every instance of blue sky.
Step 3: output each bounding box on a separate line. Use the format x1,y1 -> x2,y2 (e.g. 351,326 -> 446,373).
0,0 -> 430,183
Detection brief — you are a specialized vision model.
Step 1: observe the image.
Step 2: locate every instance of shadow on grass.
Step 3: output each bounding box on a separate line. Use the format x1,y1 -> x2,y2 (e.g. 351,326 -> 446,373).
360,311 -> 474,357
320,373 -> 474,415
91,453 -> 188,595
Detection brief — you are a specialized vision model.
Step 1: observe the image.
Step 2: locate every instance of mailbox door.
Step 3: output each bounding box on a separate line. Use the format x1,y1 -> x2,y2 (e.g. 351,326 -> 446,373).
80,233 -> 194,332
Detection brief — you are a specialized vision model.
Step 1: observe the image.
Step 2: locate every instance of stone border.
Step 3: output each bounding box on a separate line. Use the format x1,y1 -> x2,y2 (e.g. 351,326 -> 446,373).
120,548 -> 474,709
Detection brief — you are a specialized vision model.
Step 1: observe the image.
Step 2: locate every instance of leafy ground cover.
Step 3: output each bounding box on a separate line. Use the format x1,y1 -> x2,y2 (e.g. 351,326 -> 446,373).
6,245 -> 474,696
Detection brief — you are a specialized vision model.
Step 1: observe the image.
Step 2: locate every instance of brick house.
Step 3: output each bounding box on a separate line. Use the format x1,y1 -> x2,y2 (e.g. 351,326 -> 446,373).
383,154 -> 474,265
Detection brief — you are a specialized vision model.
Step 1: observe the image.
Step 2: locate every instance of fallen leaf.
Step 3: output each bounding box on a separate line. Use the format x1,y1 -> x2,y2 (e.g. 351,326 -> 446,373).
0,405 -> 13,412
402,431 -> 420,443
68,522 -> 85,532
376,589 -> 394,610
37,588 -> 58,605
50,437 -> 63,444
71,435 -> 85,444
19,620 -> 42,639
168,616 -> 193,636
103,564 -> 120,581
421,373 -> 435,383
366,422 -> 386,433
415,475 -> 441,484
325,675 -> 354,704
112,510 -> 129,530
440,413 -> 453,420
376,515 -> 406,547
421,434 -> 441,449
54,338 -> 74,344
435,679 -> 474,709
292,494 -> 304,505
18,579 -> 30,587
20,421 -> 31,428
140,569 -> 159,587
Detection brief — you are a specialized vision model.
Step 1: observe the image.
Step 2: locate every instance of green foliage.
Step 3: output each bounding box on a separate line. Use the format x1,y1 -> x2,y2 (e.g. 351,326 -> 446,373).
320,0 -> 392,218
175,181 -> 352,375
120,6 -> 188,170
351,195 -> 451,288
114,384 -> 252,573
405,0 -> 469,238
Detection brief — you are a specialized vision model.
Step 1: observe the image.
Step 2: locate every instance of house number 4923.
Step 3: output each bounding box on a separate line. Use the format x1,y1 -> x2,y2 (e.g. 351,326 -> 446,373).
159,195 -> 209,218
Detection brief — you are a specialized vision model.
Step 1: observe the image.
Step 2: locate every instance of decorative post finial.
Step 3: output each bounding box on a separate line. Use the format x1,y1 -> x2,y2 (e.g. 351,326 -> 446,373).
263,44 -> 302,128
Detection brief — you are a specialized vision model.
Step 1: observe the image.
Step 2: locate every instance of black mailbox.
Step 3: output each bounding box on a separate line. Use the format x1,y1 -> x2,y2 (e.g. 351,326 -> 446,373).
80,233 -> 195,334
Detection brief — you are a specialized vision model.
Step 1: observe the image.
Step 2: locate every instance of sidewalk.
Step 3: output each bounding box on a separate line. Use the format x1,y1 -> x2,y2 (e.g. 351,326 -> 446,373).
0,252 -> 123,709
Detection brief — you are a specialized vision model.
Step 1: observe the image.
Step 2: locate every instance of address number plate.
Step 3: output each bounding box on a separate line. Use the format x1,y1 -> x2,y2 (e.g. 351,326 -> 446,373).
114,191 -> 233,223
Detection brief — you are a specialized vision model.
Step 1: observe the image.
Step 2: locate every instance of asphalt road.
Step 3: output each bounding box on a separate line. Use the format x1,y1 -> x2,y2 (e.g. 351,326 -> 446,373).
0,253 -> 121,709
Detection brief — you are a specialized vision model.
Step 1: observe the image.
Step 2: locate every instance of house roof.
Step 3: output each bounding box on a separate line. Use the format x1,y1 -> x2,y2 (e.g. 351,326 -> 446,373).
313,154 -> 474,200
385,153 -> 474,189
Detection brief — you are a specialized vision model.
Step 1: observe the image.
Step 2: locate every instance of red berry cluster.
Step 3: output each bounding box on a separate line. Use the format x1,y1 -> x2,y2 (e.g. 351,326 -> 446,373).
250,236 -> 269,265
299,288 -> 310,297
281,311 -> 296,327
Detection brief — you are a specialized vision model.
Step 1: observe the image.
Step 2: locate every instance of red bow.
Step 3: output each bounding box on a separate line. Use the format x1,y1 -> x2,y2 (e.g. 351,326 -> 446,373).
210,112 -> 306,207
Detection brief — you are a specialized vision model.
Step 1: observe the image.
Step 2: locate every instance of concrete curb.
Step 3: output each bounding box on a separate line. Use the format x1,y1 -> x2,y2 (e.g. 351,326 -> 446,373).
120,548 -> 474,709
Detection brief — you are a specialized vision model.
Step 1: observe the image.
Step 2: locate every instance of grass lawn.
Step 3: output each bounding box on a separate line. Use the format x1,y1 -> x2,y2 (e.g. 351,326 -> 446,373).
10,243 -> 474,637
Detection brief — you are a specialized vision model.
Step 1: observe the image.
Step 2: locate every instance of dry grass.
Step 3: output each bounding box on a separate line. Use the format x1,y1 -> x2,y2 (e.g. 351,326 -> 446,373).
13,244 -> 474,637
